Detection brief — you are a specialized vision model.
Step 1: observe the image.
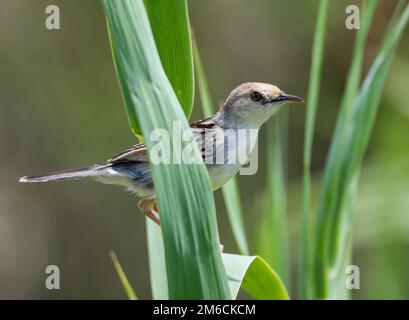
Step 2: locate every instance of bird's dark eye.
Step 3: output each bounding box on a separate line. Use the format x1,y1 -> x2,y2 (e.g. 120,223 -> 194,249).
251,91 -> 263,102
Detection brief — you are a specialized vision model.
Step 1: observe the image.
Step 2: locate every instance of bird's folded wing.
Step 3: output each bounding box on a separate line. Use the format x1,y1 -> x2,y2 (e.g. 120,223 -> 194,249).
107,143 -> 149,163
107,121 -> 217,164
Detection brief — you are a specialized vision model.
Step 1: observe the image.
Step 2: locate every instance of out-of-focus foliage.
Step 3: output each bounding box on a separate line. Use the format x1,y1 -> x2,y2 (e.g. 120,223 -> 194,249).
256,117 -> 290,286
109,251 -> 137,300
299,0 -> 329,299
314,1 -> 408,299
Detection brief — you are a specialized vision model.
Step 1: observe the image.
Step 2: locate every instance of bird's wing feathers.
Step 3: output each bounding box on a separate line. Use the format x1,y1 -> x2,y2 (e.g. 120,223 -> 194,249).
107,143 -> 148,164
108,119 -> 219,164
190,116 -> 216,129
190,119 -> 220,161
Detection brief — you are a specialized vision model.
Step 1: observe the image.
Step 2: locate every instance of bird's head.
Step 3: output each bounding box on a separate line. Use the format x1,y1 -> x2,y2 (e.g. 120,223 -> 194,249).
220,82 -> 304,128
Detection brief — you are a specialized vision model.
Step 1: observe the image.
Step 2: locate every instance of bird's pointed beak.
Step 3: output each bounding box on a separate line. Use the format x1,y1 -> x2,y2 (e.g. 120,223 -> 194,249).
279,93 -> 305,103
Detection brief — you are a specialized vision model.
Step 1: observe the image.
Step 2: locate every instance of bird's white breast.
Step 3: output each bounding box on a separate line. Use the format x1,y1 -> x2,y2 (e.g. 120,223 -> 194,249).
205,128 -> 256,190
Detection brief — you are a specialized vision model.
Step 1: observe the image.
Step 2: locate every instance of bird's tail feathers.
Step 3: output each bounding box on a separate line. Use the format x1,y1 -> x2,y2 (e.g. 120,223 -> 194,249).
19,165 -> 109,183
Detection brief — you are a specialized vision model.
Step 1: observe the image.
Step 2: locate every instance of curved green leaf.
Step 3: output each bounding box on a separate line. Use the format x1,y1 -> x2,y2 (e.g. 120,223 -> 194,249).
223,254 -> 289,300
103,0 -> 230,299
108,0 -> 194,139
143,0 -> 195,299
144,0 -> 194,117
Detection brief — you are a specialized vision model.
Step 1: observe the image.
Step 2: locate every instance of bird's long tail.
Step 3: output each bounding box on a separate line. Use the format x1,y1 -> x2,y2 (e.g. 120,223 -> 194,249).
19,165 -> 108,183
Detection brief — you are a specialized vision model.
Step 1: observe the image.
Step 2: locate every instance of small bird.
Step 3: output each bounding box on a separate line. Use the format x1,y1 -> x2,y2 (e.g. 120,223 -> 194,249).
19,82 -> 303,225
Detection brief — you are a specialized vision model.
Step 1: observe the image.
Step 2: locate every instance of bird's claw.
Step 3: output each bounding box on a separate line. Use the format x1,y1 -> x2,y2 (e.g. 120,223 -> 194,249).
138,198 -> 160,226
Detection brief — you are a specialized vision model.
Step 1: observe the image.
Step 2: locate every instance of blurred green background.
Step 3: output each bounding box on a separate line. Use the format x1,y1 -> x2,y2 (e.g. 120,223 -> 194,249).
0,0 -> 408,299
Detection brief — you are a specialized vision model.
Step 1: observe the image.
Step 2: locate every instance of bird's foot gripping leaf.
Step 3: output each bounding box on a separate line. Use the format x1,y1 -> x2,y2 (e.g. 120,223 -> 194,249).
138,197 -> 160,225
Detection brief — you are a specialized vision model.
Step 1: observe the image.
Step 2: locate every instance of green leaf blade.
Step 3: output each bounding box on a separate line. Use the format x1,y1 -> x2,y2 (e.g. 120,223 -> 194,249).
261,115 -> 290,286
314,0 -> 379,299
144,0 -> 194,116
103,0 -> 230,299
146,219 -> 168,300
109,251 -> 138,300
314,1 -> 409,299
223,254 -> 289,300
328,2 -> 409,265
300,0 -> 329,299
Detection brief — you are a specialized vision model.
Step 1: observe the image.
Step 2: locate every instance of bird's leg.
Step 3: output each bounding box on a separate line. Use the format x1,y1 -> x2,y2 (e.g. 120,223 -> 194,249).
139,199 -> 224,250
138,197 -> 160,226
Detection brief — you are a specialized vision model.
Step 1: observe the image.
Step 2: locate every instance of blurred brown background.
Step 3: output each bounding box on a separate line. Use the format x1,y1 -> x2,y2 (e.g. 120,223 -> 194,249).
0,0 -> 408,299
